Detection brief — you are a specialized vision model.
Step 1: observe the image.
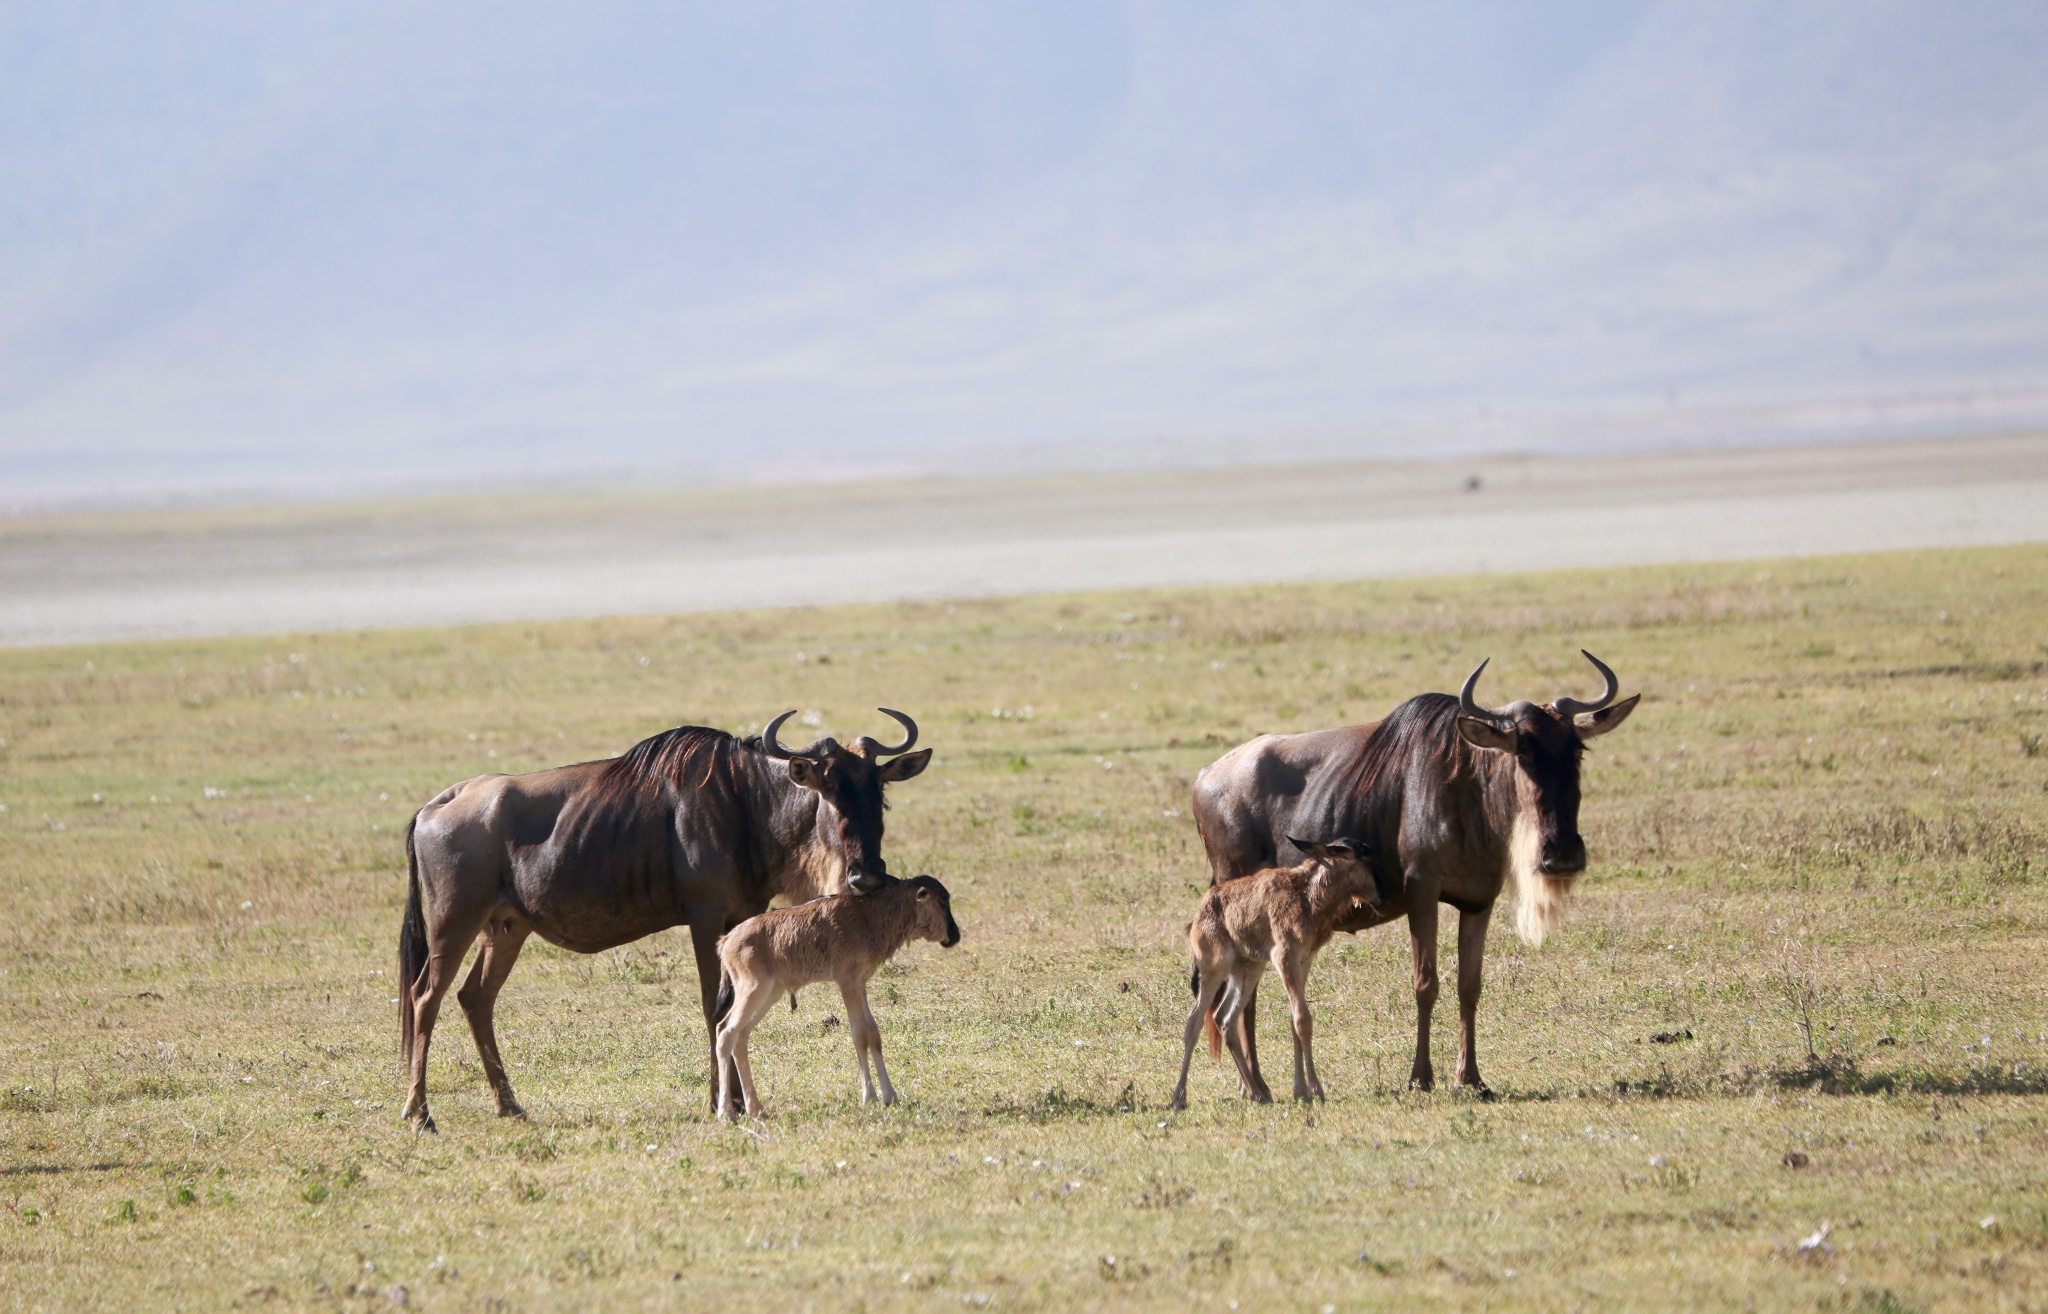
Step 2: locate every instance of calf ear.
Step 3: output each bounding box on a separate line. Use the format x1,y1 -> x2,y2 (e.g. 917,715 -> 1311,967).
879,748 -> 933,782
1576,693 -> 1640,739
786,757 -> 824,790
1456,716 -> 1518,753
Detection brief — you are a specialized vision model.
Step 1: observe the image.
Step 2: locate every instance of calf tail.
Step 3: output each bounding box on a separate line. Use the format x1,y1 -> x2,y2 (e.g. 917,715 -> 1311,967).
712,971 -> 734,1026
1192,962 -> 1222,1061
398,813 -> 426,1060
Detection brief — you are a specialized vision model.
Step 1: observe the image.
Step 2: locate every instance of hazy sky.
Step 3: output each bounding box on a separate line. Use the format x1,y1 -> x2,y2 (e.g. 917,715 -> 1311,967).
3,1 -> 2045,502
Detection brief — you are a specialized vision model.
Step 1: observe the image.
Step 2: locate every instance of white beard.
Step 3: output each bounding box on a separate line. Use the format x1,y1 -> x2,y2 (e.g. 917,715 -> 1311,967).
1506,806 -> 1573,947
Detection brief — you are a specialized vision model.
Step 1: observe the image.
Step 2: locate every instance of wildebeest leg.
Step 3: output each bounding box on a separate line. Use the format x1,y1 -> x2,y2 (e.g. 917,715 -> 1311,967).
1233,983 -> 1264,1099
1407,885 -> 1440,1091
456,913 -> 532,1118
839,979 -> 896,1105
1170,968 -> 1229,1111
1217,971 -> 1272,1103
1276,950 -> 1322,1103
1454,906 -> 1492,1093
402,905 -> 490,1133
687,915 -> 740,1115
714,979 -> 783,1119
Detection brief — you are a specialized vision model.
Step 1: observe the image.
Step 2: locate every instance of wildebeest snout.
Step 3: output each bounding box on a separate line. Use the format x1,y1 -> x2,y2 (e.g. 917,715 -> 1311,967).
1540,835 -> 1587,875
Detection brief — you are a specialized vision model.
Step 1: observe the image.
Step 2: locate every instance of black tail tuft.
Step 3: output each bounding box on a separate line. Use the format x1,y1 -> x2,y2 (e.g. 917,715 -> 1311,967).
1189,963 -> 1200,998
713,971 -> 734,1025
398,813 -> 426,1059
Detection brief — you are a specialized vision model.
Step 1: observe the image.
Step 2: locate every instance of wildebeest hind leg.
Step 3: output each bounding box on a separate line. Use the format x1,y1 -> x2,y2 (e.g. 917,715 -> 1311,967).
402,906 -> 490,1133
456,912 -> 532,1118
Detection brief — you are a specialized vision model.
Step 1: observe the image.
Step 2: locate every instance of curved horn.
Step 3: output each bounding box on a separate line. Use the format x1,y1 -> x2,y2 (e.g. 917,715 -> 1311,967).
1554,650 -> 1620,718
761,710 -> 799,760
1459,658 -> 1507,722
871,707 -> 918,756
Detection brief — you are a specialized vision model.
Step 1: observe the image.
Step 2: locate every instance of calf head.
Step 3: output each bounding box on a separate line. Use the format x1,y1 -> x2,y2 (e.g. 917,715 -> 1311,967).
763,707 -> 933,894
905,874 -> 961,947
1453,651 -> 1639,877
1286,835 -> 1382,906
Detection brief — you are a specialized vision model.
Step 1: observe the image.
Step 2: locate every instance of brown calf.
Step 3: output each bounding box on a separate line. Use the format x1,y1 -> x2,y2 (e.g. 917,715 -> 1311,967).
1169,838 -> 1376,1110
713,875 -> 960,1118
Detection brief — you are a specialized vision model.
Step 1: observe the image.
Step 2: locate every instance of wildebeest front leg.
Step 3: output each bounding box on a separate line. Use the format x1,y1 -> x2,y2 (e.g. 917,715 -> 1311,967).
455,914 -> 532,1118
839,979 -> 896,1105
1406,883 -> 1440,1091
1276,950 -> 1322,1102
1454,905 -> 1491,1093
688,916 -> 740,1115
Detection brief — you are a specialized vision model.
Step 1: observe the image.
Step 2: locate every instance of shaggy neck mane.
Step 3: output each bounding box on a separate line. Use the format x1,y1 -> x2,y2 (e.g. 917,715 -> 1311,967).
600,726 -> 751,793
1328,692 -> 1473,798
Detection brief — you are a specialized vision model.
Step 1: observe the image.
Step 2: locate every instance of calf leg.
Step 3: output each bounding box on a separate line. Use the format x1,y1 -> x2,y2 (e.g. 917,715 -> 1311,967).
1454,905 -> 1492,1092
840,980 -> 897,1106
455,912 -> 532,1118
714,978 -> 784,1119
1276,949 -> 1322,1102
1170,969 -> 1229,1111
1216,971 -> 1272,1104
689,915 -> 742,1115
1407,883 -> 1440,1091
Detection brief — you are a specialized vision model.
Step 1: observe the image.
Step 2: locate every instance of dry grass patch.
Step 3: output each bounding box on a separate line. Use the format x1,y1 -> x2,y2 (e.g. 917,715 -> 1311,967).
3,545 -> 2047,1310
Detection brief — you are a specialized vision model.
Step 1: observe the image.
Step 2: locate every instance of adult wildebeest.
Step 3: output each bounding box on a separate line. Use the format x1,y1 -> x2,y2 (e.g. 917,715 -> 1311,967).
398,708 -> 931,1131
1191,652 -> 1638,1095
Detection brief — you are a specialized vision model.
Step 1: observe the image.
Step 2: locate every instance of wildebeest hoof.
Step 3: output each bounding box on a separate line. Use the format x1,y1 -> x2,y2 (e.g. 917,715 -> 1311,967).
1409,1074 -> 1435,1093
497,1101 -> 528,1120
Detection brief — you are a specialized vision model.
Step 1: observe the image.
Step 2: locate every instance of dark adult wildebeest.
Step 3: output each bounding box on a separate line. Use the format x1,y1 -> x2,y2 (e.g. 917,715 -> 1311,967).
1191,652 -> 1637,1096
398,708 -> 930,1131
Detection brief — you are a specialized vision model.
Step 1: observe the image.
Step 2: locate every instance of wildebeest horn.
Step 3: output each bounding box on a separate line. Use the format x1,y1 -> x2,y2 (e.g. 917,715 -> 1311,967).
872,707 -> 918,755
761,710 -> 799,760
1554,650 -> 1620,718
1459,659 -> 1507,723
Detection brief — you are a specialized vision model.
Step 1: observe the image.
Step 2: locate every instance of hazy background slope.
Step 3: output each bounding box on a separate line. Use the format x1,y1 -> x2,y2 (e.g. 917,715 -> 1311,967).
3,0 -> 2045,504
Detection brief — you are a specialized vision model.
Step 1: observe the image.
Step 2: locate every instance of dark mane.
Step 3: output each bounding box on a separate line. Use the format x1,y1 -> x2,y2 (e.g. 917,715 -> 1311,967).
1326,692 -> 1466,800
1300,692 -> 1472,883
600,725 -> 750,793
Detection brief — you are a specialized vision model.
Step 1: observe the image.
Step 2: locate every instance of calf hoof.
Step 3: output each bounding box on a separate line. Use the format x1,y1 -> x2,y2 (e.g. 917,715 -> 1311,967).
408,1112 -> 438,1135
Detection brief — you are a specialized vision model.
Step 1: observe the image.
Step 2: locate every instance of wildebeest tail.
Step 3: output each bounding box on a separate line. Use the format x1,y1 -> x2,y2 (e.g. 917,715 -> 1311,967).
398,813 -> 426,1059
712,971 -> 734,1025
1193,962 -> 1222,1061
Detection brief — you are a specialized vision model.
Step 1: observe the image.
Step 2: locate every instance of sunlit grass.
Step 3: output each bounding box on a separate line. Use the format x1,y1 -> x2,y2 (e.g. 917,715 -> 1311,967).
3,545 -> 2046,1311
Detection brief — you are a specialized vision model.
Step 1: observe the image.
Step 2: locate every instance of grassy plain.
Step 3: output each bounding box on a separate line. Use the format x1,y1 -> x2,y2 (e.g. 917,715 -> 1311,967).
3,544 -> 2047,1312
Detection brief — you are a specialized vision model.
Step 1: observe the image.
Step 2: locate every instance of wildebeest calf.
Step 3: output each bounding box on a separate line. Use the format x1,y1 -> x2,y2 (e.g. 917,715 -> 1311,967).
713,875 -> 960,1118
1170,838 -> 1376,1110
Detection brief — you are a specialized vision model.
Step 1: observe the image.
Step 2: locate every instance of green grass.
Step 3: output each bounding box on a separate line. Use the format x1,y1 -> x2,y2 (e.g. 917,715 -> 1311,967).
3,544 -> 2047,1312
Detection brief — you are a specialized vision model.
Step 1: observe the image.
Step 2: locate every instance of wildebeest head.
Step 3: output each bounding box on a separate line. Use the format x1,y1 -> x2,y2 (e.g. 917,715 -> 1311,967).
1452,651 -> 1639,877
1285,835 -> 1382,907
906,874 -> 961,947
762,707 -> 932,894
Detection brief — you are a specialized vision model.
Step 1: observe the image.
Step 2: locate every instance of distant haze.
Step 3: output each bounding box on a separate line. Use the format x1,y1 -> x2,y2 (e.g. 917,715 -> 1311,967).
3,1 -> 2046,506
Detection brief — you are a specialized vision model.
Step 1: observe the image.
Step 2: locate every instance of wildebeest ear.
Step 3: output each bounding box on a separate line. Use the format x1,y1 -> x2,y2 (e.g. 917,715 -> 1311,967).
879,748 -> 933,782
1456,716 -> 1518,753
914,885 -> 932,901
786,757 -> 825,789
1284,834 -> 1322,859
1576,693 -> 1640,739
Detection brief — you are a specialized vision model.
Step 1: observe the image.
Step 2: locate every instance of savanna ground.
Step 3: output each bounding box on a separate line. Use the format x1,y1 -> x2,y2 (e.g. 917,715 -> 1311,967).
3,544 -> 2047,1313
